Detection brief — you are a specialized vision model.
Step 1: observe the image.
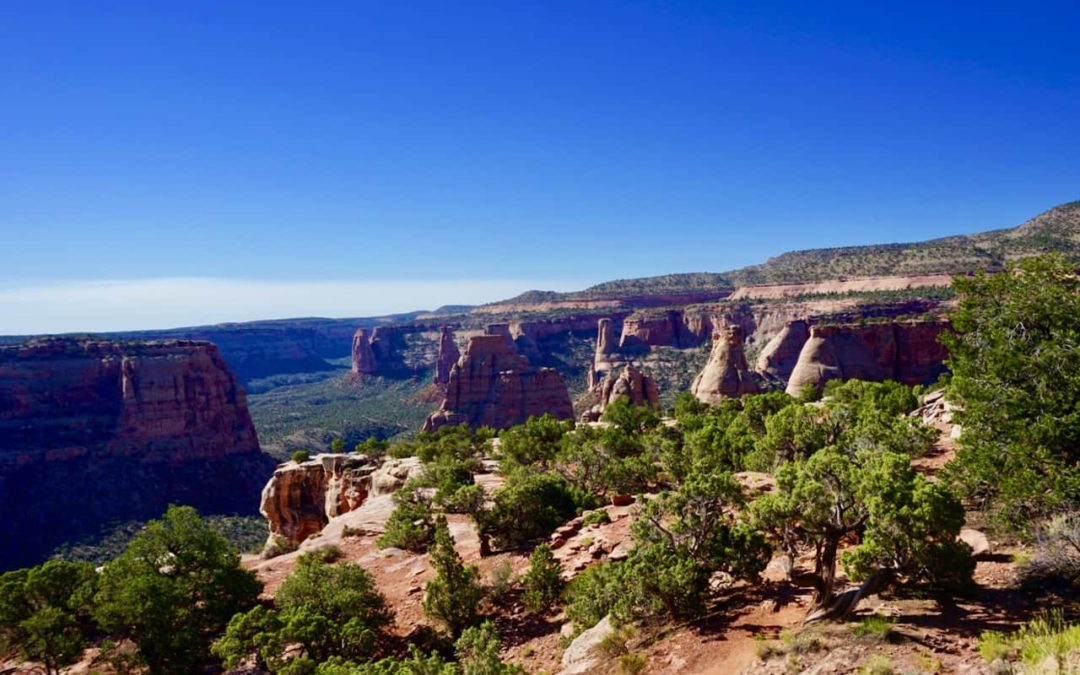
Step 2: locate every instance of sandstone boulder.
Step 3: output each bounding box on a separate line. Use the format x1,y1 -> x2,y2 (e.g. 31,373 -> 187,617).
560,615 -> 617,675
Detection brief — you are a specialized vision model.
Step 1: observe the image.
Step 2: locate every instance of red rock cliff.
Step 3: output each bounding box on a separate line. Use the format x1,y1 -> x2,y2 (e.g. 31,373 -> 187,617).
784,321 -> 949,395
0,337 -> 275,570
424,335 -> 574,431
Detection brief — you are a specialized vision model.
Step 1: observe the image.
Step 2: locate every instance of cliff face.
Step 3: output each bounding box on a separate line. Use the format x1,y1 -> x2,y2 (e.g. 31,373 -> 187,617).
0,338 -> 275,570
784,322 -> 949,395
424,335 -> 574,431
691,325 -> 760,403
351,328 -> 378,375
755,320 -> 811,382
619,310 -> 712,350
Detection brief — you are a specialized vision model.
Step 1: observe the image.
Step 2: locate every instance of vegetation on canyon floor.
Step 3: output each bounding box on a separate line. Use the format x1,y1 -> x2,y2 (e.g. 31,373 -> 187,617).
6,254 -> 1080,673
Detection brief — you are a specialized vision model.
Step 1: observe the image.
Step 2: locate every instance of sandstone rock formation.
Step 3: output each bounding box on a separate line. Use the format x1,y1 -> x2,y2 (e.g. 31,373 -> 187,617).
785,321 -> 949,395
434,326 -> 460,385
588,318 -> 619,390
260,453 -> 378,544
597,365 -> 660,411
691,325 -> 760,403
424,334 -> 574,431
755,320 -> 811,381
351,328 -> 377,375
0,337 -> 275,570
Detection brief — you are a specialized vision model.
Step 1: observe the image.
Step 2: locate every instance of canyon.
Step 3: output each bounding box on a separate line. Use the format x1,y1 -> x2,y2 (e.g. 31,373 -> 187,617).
0,338 -> 276,569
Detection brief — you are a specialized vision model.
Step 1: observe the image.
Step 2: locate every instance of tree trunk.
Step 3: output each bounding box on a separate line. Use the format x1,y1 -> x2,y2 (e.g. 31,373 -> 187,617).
811,533 -> 840,610
804,568 -> 895,623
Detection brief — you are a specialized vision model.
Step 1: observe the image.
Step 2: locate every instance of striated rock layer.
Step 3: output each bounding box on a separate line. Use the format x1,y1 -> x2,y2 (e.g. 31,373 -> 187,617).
424,334 -> 574,431
691,325 -> 760,403
785,321 -> 949,395
0,337 -> 276,570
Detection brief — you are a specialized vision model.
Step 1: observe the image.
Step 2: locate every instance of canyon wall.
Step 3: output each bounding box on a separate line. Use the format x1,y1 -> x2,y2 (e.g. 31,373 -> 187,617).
784,321 -> 949,395
0,338 -> 276,569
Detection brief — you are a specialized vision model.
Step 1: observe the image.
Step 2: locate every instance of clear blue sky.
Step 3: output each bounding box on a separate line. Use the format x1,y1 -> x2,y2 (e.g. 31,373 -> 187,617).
1,1 -> 1078,332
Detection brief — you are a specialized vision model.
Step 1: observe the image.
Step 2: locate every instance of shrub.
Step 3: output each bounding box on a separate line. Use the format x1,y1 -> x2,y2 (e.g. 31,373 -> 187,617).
0,560 -> 98,675
978,609 -> 1080,669
263,534 -> 298,559
378,490 -> 436,553
851,615 -> 894,641
94,506 -> 262,675
498,415 -> 573,472
423,517 -> 484,637
307,545 -> 344,565
581,510 -> 611,527
455,621 -> 525,675
1021,512 -> 1080,589
485,560 -> 515,604
566,563 -> 629,631
291,450 -> 311,463
522,544 -> 564,613
479,474 -> 590,551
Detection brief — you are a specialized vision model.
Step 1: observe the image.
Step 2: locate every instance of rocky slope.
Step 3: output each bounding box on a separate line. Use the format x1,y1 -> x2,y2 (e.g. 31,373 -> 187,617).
0,337 -> 276,569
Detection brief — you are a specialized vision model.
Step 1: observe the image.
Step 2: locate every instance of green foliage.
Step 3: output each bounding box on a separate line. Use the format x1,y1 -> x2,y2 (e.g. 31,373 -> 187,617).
478,473 -> 592,551
754,446 -> 972,608
978,609 -> 1080,669
214,552 -> 391,672
581,509 -> 612,527
566,562 -> 629,631
93,505 -> 262,675
851,615 -> 894,640
0,560 -> 98,675
379,489 -> 437,553
355,436 -> 391,455
943,254 -> 1080,529
557,423 -> 658,496
423,517 -> 484,637
498,414 -> 573,472
292,449 -> 312,463
621,472 -> 770,621
331,438 -> 346,453
522,544 -> 565,613
455,621 -> 524,675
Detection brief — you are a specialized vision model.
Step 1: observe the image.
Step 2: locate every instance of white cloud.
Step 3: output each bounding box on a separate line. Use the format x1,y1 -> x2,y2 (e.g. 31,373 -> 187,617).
0,277 -> 590,335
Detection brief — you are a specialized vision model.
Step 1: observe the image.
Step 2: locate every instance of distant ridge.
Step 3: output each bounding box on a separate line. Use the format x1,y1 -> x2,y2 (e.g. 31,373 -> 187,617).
487,201 -> 1080,305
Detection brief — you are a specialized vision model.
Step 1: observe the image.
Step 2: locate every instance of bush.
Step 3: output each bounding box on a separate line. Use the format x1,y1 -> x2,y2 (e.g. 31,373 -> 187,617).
1022,512 -> 1080,588
581,510 -> 611,527
522,544 -> 564,613
455,621 -> 524,675
423,517 -> 483,637
378,490 -> 436,553
484,560 -> 515,604
215,553 -> 392,671
292,450 -> 311,463
0,560 -> 98,675
479,474 -> 591,551
94,505 -> 262,675
978,609 -> 1080,670
498,415 -> 573,472
566,562 -> 629,631
263,534 -> 299,559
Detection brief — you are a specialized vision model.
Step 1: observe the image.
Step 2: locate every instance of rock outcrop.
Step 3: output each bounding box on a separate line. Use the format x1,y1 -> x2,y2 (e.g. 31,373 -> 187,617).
351,328 -> 378,375
755,320 -> 811,381
434,326 -> 460,385
0,337 -> 275,570
593,365 -> 660,415
260,454 -> 379,544
588,318 -> 619,390
691,325 -> 760,403
424,334 -> 574,431
785,321 -> 949,395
